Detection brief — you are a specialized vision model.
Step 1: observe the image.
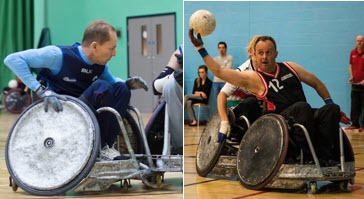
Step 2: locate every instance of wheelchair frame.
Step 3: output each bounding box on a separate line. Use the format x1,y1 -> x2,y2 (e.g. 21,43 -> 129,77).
7,96 -> 182,195
262,122 -> 355,193
196,105 -> 355,193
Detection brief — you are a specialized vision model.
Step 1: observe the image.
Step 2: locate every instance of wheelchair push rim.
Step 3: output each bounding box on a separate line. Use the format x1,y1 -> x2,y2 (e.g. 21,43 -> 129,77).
5,96 -> 100,196
237,114 -> 289,190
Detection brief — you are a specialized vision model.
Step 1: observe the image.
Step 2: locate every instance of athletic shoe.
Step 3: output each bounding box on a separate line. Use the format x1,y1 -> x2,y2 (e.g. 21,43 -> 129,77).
346,125 -> 359,130
100,144 -> 120,160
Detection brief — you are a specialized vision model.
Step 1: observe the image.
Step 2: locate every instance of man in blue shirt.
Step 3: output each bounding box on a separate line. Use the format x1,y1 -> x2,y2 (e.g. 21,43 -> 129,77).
4,20 -> 147,160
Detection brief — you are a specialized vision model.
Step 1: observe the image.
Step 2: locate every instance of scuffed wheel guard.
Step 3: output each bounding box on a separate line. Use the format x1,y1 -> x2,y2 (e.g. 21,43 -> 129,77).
237,114 -> 289,190
196,110 -> 235,177
5,96 -> 100,196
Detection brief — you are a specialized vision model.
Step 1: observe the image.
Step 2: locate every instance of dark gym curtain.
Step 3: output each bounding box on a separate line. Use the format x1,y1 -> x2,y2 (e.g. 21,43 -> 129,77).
0,0 -> 34,90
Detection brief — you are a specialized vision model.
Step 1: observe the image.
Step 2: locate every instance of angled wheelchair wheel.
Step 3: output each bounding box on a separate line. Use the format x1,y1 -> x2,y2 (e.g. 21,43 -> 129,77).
195,109 -> 235,177
4,89 -> 31,114
5,96 -> 100,196
237,114 -> 289,190
118,110 -> 143,154
144,100 -> 166,155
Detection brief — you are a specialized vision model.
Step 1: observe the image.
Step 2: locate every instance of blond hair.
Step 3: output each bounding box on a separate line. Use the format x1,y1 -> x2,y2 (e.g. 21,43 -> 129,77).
246,35 -> 261,59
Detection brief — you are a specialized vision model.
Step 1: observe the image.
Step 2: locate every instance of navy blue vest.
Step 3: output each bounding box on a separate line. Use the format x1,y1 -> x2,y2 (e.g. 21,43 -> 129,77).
38,43 -> 105,97
258,62 -> 306,113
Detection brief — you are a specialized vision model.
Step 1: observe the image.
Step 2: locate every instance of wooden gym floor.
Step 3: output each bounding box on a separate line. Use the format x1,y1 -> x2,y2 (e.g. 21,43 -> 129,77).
2,108 -> 364,199
0,111 -> 182,199
184,123 -> 364,199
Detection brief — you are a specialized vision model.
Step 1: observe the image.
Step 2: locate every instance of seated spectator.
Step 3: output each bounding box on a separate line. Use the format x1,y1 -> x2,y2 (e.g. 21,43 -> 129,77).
184,65 -> 212,126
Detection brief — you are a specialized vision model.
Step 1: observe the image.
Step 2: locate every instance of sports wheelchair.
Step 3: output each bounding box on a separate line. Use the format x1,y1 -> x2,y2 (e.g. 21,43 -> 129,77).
196,102 -> 355,193
6,95 -> 182,196
0,88 -> 31,114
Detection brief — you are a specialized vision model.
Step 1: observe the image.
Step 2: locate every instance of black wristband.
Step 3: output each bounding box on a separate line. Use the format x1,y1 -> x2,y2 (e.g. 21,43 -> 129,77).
198,48 -> 208,58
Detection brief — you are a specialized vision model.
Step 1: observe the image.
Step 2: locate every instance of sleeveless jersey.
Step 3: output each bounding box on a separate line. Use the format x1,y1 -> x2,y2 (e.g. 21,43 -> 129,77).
38,43 -> 105,97
256,62 -> 306,113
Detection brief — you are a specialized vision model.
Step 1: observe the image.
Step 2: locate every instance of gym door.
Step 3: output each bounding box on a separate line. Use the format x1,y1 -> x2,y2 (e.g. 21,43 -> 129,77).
127,13 -> 176,113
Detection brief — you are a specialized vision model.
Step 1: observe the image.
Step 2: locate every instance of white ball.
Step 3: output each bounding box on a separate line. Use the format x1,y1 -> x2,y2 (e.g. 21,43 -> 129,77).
8,79 -> 18,89
189,10 -> 216,37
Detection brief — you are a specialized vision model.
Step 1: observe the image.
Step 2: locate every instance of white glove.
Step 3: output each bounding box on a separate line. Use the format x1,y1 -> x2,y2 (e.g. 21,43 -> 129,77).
217,121 -> 230,143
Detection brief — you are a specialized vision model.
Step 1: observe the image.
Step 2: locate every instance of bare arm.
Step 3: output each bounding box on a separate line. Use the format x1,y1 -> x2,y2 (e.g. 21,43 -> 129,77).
202,55 -> 264,96
288,62 -> 331,101
166,48 -> 181,71
188,29 -> 264,96
217,92 -> 229,121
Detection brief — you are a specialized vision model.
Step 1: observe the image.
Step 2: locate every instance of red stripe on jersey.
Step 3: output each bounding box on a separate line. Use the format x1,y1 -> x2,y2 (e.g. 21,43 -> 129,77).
255,72 -> 276,112
283,62 -> 301,81
257,63 -> 281,78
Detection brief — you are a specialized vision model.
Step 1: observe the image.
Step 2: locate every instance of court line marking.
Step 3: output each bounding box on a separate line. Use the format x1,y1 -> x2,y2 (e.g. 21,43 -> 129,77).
232,191 -> 267,199
184,179 -> 220,187
355,167 -> 364,171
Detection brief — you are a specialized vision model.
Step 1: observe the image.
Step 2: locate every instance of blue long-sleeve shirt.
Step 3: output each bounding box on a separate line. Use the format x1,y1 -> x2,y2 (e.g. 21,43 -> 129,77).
4,45 -> 118,91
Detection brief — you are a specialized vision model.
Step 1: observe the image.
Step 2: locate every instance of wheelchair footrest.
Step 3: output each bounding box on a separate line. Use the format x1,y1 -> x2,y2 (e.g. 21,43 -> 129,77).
210,155 -> 237,178
154,155 -> 183,172
73,159 -> 140,192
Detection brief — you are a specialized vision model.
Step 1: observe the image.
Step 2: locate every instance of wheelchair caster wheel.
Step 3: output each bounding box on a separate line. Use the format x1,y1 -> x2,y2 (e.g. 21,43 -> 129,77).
9,176 -> 18,192
339,181 -> 349,191
122,179 -> 129,193
156,174 -> 162,188
309,181 -> 317,194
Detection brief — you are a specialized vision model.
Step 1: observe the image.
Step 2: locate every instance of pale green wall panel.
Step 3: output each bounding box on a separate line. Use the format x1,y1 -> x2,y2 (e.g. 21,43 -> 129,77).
33,0 -> 45,48
34,0 -> 182,79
